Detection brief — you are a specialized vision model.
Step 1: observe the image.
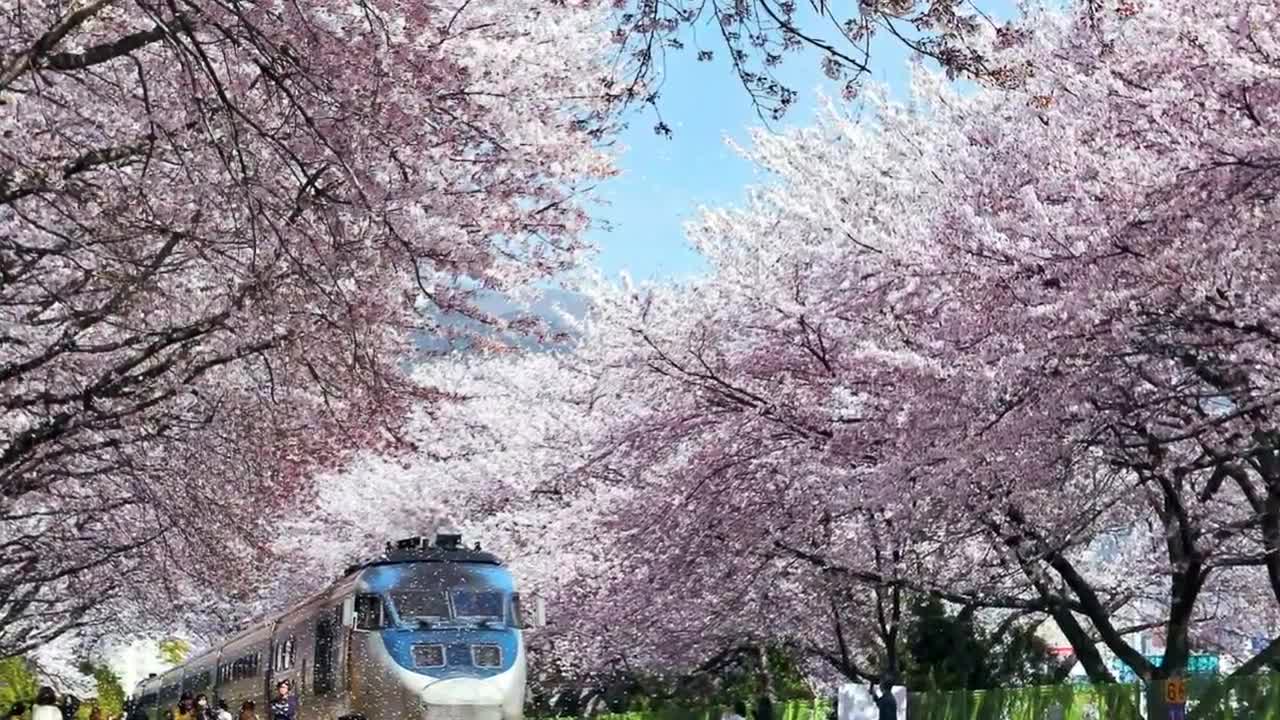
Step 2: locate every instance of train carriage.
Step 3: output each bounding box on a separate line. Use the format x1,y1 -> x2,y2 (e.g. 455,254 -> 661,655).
132,533 -> 543,720
134,675 -> 160,717
215,621 -> 271,711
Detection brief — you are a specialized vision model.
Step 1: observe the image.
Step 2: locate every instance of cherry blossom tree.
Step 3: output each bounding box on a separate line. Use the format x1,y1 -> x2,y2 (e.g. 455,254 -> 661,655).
156,0 -> 1280,710
272,345 -> 617,604
877,0 -> 1280,695
552,0 -> 1280,705
606,0 -> 1060,126
0,0 -> 617,657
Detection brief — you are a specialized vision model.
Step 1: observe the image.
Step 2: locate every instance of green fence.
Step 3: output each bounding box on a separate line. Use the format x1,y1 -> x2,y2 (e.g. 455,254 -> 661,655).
908,674 -> 1280,720
537,698 -> 832,720
776,699 -> 832,720
908,683 -> 1140,720
534,678 -> 1280,720
1180,673 -> 1280,720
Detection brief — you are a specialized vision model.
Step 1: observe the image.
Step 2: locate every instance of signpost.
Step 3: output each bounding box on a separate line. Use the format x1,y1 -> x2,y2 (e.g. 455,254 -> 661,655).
1165,675 -> 1187,720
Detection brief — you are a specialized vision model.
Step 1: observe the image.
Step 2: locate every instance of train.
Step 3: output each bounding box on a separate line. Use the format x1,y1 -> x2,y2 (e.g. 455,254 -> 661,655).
131,533 -> 543,720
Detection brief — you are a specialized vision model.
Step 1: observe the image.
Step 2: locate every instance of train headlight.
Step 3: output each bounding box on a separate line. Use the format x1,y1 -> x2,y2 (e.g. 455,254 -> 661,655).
470,644 -> 501,668
412,644 -> 445,668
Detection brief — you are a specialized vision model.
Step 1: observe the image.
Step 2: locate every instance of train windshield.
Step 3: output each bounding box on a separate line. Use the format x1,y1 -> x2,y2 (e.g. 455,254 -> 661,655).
451,590 -> 503,621
388,589 -> 505,626
363,562 -> 515,628
391,590 -> 451,622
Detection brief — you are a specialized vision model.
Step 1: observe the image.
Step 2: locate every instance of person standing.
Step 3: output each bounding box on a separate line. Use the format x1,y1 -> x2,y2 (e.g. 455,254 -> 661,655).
722,701 -> 748,720
869,680 -> 897,720
236,702 -> 256,720
125,701 -> 148,720
8,702 -> 27,720
58,695 -> 79,720
32,688 -> 61,720
213,701 -> 231,720
268,682 -> 296,720
173,694 -> 196,720
755,696 -> 774,720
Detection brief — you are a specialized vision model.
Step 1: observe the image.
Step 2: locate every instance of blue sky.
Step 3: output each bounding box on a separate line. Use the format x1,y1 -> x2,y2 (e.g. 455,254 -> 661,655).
584,5 -> 1016,281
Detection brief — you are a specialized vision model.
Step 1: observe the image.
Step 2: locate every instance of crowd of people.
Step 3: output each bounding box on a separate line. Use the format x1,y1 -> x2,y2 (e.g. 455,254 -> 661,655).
7,686 -> 101,720
147,692 -> 236,720
8,681 -> 298,720
131,681 -> 297,720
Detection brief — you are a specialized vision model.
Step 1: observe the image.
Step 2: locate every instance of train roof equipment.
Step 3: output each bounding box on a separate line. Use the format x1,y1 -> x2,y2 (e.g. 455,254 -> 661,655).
342,531 -> 501,577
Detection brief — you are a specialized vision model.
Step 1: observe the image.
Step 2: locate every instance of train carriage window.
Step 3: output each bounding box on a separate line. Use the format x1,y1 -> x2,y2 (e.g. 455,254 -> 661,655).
274,636 -> 296,671
354,594 -> 383,630
313,616 -> 336,696
511,593 -> 524,628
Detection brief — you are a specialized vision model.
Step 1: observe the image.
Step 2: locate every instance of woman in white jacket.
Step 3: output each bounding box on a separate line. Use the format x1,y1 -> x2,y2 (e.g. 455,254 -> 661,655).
31,687 -> 61,720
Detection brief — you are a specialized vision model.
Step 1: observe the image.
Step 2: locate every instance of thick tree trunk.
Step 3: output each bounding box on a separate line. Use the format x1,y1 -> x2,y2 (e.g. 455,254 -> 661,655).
756,645 -> 777,720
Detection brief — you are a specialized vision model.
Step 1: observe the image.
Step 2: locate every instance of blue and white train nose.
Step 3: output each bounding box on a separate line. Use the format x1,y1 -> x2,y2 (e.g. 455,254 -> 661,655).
416,679 -> 507,720
419,676 -> 507,707
369,631 -> 528,720
415,644 -> 526,720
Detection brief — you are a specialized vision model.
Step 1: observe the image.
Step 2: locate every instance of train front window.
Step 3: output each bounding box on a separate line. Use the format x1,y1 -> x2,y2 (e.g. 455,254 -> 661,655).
391,590 -> 450,624
452,590 -> 503,622
355,594 -> 383,630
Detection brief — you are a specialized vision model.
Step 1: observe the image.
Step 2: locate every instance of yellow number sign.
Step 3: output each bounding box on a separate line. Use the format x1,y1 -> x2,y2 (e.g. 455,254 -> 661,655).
1166,676 -> 1187,705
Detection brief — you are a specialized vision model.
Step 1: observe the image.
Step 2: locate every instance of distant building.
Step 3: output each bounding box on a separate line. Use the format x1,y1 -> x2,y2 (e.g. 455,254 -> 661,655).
1035,617 -> 1238,683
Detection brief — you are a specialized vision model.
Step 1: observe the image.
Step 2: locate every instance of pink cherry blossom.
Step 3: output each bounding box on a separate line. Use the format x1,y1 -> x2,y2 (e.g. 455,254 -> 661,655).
0,0 -> 617,656
470,0 -> 1280,688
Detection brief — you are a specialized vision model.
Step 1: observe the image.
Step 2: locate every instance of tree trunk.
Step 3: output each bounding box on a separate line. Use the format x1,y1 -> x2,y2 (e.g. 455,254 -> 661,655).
756,645 -> 777,720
